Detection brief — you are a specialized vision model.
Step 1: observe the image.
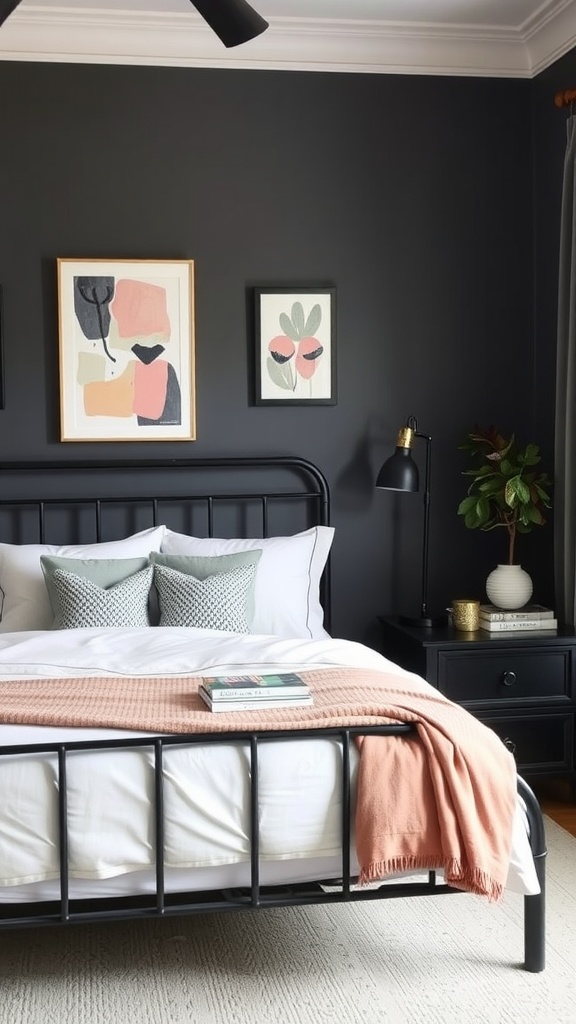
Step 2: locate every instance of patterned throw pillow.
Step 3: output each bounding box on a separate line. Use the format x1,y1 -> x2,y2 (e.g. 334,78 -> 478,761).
153,561 -> 256,632
150,550 -> 262,626
41,555 -> 151,629
49,566 -> 153,629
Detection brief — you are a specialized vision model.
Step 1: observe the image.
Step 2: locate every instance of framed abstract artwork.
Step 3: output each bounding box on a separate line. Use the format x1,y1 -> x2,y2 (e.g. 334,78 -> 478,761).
253,286 -> 337,405
57,258 -> 195,441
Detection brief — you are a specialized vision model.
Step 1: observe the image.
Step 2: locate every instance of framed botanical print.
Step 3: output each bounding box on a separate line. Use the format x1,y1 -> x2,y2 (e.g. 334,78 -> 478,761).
254,286 -> 337,406
57,258 -> 195,441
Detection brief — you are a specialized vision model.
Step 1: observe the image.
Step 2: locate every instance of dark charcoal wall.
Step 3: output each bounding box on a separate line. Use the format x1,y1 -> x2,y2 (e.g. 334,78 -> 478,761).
0,62 -> 542,638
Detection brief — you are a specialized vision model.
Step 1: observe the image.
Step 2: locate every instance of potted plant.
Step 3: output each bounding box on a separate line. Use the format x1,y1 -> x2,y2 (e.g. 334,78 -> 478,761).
457,427 -> 552,608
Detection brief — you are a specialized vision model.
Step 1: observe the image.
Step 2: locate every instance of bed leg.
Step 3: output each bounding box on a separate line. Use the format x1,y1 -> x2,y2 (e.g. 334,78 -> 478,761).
517,775 -> 547,973
523,856 -> 546,972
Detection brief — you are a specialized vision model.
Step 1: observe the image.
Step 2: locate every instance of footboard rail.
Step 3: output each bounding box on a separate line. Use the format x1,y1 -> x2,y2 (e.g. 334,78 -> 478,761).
0,726 -> 546,971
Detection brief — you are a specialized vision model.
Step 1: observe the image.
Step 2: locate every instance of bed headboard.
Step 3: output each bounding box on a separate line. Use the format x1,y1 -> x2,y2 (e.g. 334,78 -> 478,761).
0,455 -> 332,632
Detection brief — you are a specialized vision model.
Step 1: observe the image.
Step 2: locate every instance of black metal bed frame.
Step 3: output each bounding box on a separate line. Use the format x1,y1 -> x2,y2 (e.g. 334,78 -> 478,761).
0,457 -> 546,972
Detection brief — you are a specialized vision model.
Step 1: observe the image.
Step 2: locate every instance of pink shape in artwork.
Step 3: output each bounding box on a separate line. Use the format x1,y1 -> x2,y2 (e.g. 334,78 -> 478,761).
133,359 -> 169,420
110,279 -> 171,339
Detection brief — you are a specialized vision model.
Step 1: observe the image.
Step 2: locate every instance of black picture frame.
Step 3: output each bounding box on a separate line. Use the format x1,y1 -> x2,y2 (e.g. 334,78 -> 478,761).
254,286 -> 337,406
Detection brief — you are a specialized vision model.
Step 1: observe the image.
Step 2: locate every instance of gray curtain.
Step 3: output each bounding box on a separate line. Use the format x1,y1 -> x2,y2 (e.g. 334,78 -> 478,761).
555,115 -> 576,626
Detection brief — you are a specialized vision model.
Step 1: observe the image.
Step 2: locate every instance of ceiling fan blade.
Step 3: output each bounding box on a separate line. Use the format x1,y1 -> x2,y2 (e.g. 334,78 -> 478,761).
189,0 -> 268,48
0,0 -> 22,27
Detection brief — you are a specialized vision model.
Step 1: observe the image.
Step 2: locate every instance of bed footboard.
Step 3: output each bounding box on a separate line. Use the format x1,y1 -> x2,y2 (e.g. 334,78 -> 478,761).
0,727 -> 547,972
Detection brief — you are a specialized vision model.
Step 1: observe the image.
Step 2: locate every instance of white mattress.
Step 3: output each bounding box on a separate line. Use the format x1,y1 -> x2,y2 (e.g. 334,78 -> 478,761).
0,627 -> 540,900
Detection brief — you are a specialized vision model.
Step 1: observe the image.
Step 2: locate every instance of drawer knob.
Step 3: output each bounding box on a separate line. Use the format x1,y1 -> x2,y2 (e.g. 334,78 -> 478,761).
503,737 -> 517,755
501,670 -> 517,687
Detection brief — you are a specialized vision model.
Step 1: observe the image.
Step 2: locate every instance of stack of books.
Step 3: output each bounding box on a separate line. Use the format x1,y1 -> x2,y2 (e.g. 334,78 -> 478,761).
479,603 -> 558,632
198,672 -> 313,712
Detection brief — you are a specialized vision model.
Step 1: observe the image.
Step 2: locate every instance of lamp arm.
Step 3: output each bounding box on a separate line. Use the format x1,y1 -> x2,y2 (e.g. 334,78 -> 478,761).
415,430 -> 432,620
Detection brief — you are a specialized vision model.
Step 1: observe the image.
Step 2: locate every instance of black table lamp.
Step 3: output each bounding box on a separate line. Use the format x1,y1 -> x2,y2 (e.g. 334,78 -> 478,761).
376,415 -> 445,628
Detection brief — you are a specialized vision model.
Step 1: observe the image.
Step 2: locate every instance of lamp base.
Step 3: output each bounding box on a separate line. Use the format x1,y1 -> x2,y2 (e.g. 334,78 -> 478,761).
399,613 -> 448,629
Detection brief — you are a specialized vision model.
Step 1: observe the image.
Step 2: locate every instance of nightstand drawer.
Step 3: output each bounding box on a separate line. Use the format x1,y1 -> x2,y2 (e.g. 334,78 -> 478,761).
438,649 -> 572,705
478,711 -> 574,774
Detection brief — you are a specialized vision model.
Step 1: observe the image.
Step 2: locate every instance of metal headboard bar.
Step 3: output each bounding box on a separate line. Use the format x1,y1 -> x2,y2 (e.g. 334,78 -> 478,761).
0,456 -> 330,500
0,456 -> 332,631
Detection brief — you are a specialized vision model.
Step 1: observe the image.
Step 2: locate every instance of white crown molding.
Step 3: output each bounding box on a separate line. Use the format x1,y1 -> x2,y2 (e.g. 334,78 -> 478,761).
0,3 -> 574,77
523,0 -> 576,74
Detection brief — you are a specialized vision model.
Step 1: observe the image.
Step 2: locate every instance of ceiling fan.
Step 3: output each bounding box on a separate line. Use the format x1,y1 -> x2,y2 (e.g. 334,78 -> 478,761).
0,0 -> 269,47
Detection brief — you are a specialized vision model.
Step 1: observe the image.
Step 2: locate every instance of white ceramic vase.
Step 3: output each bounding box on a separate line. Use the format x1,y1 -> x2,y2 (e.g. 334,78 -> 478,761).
485,564 -> 533,610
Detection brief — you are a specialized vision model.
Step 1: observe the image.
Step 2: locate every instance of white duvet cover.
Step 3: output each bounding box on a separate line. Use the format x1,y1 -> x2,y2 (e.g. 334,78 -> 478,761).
0,627 -> 540,900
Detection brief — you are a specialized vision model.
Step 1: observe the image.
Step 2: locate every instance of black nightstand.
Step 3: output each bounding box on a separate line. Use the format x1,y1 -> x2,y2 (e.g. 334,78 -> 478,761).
376,616 -> 576,782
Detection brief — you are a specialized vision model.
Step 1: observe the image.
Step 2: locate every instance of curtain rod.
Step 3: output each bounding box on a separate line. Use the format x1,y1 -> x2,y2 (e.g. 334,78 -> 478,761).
555,89 -> 576,108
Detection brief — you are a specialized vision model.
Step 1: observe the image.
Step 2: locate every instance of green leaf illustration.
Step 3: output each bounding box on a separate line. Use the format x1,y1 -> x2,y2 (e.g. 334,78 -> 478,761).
279,312 -> 299,341
266,354 -> 293,390
304,303 -> 322,337
291,302 -> 305,339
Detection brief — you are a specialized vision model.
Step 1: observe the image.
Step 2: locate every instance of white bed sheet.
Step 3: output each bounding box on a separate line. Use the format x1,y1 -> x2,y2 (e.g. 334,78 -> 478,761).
0,627 -> 540,899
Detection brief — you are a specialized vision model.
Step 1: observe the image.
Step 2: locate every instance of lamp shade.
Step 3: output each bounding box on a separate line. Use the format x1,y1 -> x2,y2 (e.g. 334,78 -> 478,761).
376,448 -> 419,493
0,1 -> 269,47
188,0 -> 269,47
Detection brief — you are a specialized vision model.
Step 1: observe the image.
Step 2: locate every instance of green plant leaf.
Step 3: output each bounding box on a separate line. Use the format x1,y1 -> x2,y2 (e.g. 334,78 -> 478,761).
505,477 -> 530,507
534,482 -> 552,504
279,312 -> 299,341
525,505 -> 545,525
462,465 -> 494,478
522,443 -> 541,466
303,303 -> 322,337
478,477 -> 503,494
464,510 -> 481,528
499,458 -> 516,477
457,496 -> 477,515
476,496 -> 491,521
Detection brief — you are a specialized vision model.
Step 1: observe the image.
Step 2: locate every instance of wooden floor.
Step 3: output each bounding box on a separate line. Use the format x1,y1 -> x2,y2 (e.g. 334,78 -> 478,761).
532,778 -> 576,838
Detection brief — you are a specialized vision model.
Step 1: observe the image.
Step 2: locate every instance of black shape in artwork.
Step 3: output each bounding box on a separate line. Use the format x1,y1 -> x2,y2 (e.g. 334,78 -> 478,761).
74,276 -> 116,363
131,343 -> 165,365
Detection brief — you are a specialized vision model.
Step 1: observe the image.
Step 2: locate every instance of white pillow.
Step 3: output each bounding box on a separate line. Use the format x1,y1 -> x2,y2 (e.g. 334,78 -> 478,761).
160,526 -> 334,639
0,525 -> 166,633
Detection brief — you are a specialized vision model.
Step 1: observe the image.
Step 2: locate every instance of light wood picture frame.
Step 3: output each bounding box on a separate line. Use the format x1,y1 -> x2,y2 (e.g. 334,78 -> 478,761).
57,258 -> 195,441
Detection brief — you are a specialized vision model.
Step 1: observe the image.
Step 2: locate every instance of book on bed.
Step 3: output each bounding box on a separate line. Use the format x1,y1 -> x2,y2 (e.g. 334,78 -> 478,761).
198,672 -> 313,711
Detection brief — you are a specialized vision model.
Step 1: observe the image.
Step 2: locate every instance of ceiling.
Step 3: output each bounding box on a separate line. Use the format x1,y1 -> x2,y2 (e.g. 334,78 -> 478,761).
0,0 -> 575,76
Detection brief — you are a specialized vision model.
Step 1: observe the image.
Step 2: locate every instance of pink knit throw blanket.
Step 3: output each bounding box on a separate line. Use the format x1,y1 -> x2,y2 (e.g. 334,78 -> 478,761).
0,666 -> 517,899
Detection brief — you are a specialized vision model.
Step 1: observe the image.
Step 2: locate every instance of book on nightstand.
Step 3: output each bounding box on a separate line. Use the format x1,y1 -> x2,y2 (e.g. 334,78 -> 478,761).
198,672 -> 313,712
479,603 -> 555,622
479,614 -> 558,633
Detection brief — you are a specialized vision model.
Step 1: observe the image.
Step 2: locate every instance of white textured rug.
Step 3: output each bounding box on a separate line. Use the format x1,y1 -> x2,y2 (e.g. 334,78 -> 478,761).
0,817 -> 574,1024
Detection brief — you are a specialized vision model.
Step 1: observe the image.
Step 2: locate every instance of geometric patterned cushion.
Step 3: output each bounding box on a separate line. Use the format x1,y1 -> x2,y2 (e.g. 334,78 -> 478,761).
49,566 -> 153,629
41,555 -> 151,628
150,549 -> 262,626
153,561 -> 256,633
